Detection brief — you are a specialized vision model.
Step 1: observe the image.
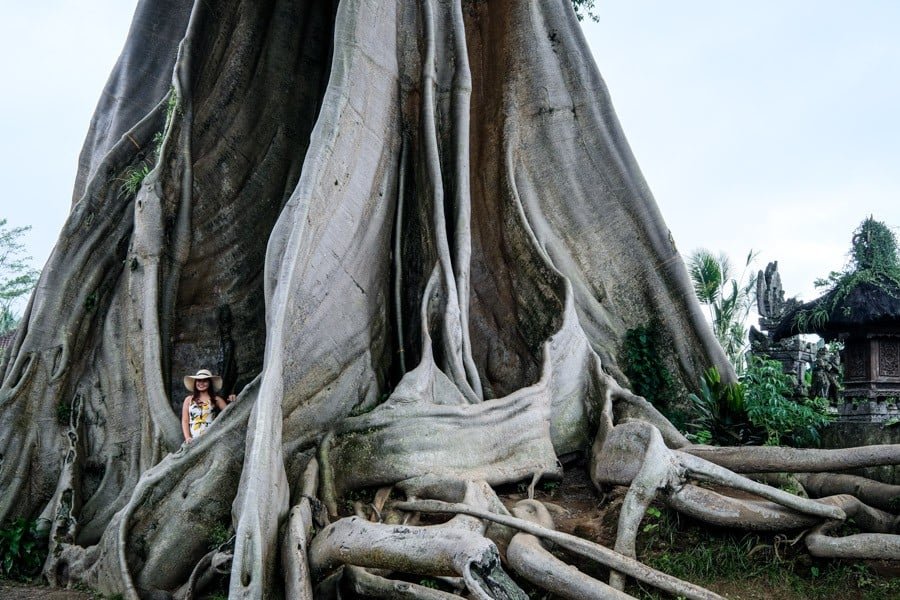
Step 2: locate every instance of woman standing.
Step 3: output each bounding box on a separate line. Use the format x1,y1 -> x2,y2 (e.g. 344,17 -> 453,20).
181,369 -> 236,443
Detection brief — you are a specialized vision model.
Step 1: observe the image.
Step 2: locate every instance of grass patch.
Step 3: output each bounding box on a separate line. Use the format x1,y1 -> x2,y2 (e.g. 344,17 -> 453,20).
627,504 -> 900,600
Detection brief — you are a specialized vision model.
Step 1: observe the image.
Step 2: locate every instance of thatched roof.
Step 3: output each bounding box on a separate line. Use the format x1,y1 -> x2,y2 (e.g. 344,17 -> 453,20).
772,279 -> 900,340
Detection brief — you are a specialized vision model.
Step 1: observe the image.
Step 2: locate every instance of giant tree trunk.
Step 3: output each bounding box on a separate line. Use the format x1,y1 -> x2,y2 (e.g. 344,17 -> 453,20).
2,1 -> 896,599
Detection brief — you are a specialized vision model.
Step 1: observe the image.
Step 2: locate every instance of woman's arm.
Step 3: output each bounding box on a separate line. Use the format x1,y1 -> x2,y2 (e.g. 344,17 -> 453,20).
215,396 -> 228,412
181,397 -> 192,442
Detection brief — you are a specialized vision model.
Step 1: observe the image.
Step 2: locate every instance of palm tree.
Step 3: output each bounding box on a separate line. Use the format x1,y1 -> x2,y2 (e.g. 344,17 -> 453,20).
688,249 -> 758,373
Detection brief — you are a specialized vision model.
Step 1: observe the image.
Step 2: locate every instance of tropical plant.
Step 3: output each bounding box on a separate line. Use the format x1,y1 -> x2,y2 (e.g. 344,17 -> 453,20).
688,359 -> 832,447
687,366 -> 762,446
742,357 -> 832,447
688,248 -> 758,373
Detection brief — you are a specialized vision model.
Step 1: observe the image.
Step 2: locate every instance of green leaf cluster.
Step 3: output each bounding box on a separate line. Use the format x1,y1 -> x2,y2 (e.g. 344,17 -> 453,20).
687,367 -> 759,445
571,0 -> 600,22
687,248 -> 758,373
688,357 -> 831,447
0,518 -> 45,580
120,164 -> 151,196
621,323 -> 675,410
118,88 -> 180,198
742,357 -> 832,446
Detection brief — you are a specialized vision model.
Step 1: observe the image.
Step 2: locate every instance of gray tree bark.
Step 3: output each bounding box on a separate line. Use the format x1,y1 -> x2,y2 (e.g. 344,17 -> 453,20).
1,1 -> 896,598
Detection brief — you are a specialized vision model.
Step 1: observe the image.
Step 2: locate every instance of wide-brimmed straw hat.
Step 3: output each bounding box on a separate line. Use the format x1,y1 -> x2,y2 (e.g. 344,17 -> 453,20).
184,369 -> 223,392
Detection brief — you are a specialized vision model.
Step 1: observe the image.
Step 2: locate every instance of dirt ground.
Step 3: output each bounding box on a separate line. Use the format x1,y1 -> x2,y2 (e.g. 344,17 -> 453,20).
0,580 -> 93,599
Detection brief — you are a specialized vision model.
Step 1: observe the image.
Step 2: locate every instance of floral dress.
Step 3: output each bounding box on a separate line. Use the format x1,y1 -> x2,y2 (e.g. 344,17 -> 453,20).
189,398 -> 215,438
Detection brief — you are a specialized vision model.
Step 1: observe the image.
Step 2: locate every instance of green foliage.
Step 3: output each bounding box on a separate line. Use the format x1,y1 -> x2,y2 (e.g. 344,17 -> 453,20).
742,357 -> 832,446
540,480 -> 559,496
151,131 -> 165,155
850,216 -> 899,273
0,219 -> 40,335
687,367 -> 762,445
0,518 -> 45,580
687,248 -> 758,373
118,88 -> 180,199
165,87 -> 180,122
207,521 -> 231,550
687,359 -> 831,447
419,578 -> 440,589
571,0 -> 599,22
621,323 -> 675,409
120,164 -> 151,197
798,217 -> 900,327
642,506 -> 663,533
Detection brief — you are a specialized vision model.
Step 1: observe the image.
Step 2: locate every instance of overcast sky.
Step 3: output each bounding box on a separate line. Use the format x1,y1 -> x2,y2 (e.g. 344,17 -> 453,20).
1,1 -> 898,316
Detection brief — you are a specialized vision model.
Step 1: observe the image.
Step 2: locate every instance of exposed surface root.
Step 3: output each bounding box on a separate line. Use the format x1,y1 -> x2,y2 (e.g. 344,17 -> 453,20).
507,500 -> 634,599
683,444 -> 900,473
796,472 -> 900,512
280,459 -> 321,600
592,419 -> 900,589
393,498 -> 724,600
308,516 -> 521,598
342,565 -> 463,599
176,548 -> 232,600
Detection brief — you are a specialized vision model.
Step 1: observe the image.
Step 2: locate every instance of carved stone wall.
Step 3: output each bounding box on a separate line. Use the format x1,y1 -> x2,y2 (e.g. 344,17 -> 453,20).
880,339 -> 900,377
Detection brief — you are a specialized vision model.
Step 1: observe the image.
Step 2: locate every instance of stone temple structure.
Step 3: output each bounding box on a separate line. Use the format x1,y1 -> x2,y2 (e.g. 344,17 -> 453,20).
750,262 -> 821,399
773,275 -> 900,423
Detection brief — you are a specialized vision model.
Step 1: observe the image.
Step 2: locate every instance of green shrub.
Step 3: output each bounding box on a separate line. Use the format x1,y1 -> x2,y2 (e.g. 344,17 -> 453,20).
687,358 -> 831,447
0,518 -> 45,580
743,357 -> 832,446
687,367 -> 762,445
621,323 -> 675,410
